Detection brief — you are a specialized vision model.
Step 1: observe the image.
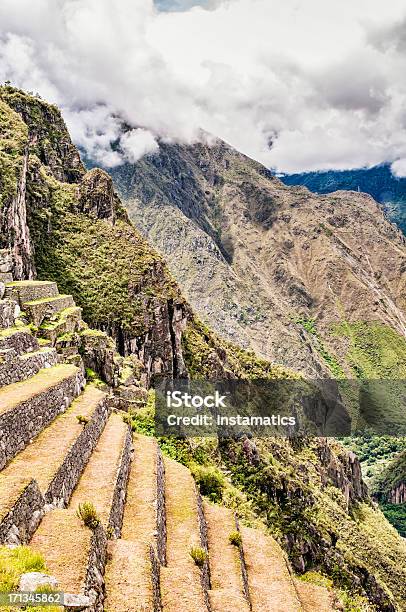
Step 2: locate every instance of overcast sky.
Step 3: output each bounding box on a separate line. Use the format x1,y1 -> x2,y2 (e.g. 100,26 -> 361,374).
1,0 -> 406,175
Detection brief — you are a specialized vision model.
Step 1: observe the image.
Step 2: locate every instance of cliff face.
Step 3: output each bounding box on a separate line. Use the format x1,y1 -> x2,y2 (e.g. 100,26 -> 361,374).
373,451 -> 406,504
110,140 -> 406,379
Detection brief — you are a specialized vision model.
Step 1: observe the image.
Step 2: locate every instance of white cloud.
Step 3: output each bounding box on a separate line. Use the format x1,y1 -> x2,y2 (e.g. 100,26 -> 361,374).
120,128 -> 159,163
0,0 -> 406,172
391,159 -> 406,178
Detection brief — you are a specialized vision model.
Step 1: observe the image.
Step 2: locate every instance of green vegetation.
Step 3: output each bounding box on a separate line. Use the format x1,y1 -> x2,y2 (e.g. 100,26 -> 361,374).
76,502 -> 100,529
0,545 -> 62,612
380,503 -> 406,538
294,317 -> 345,378
182,318 -> 300,379
0,98 -> 28,213
228,531 -> 242,547
76,415 -> 89,425
189,546 -> 208,567
0,546 -> 45,592
333,320 -> 406,379
189,462 -> 225,503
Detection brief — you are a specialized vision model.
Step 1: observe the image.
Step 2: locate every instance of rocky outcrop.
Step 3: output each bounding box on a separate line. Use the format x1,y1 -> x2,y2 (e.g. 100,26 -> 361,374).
388,482 -> 406,504
0,142 -> 35,280
0,86 -> 84,184
317,439 -> 368,506
79,169 -> 117,225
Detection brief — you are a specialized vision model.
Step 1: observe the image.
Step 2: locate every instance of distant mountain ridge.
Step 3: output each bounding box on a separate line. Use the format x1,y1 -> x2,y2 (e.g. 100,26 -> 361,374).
281,164 -> 406,235
108,140 -> 406,382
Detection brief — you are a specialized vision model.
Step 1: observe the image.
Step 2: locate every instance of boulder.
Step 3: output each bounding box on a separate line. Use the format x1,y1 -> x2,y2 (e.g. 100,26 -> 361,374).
19,572 -> 58,592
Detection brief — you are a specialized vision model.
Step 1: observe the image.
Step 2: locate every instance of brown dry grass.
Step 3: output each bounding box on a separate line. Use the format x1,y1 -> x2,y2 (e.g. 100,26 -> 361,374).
241,526 -> 302,612
103,434 -> 157,612
31,510 -> 90,593
0,363 -> 78,415
294,579 -> 335,611
121,434 -> 157,543
69,413 -> 128,527
104,540 -> 154,612
0,385 -> 106,520
204,501 -> 250,612
160,457 -> 206,612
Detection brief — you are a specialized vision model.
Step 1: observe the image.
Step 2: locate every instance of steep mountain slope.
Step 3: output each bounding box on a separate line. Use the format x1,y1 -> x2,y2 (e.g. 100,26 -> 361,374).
109,141 -> 406,379
0,86 -> 294,385
281,164 -> 406,236
1,86 -> 406,610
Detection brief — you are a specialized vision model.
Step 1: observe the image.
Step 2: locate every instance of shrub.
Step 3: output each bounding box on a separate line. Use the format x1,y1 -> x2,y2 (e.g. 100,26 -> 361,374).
228,531 -> 242,547
190,546 -> 208,567
76,502 -> 100,529
76,415 -> 89,425
190,463 -> 225,502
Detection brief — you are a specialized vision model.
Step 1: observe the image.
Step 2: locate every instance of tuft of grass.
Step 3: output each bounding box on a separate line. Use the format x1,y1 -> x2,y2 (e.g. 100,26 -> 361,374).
76,414 -> 89,425
189,546 -> 208,568
228,531 -> 242,547
76,502 -> 100,529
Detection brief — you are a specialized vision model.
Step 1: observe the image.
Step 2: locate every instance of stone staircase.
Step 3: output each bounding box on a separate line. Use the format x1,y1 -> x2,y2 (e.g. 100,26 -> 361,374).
0,277 -> 336,611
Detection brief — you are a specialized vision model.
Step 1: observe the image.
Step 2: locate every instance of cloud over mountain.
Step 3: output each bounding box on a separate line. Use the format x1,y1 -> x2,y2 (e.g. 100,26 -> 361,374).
1,0 -> 406,174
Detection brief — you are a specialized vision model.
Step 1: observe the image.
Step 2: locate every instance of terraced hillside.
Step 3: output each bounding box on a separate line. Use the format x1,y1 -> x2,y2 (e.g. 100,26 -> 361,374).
0,280 -> 336,611
1,88 -> 406,611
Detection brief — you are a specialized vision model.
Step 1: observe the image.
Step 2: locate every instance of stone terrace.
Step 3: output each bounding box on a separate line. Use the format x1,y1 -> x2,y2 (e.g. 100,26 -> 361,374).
0,275 -> 336,611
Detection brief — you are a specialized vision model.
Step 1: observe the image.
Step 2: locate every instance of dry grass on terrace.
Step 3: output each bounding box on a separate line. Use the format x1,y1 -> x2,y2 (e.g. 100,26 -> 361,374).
0,386 -> 105,520
204,501 -> 250,612
31,510 -> 90,594
241,526 -> 302,612
0,363 -> 78,416
160,457 -> 206,612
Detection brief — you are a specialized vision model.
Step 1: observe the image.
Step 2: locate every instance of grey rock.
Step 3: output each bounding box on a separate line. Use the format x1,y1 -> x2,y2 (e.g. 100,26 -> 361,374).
19,572 -> 58,592
63,593 -> 92,609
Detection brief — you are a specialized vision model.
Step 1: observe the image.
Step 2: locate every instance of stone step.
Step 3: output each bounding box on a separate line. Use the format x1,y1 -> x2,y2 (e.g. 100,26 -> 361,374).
0,299 -> 19,329
0,385 -> 108,545
31,509 -> 105,610
240,526 -> 303,612
294,579 -> 335,611
204,502 -> 250,612
104,434 -> 160,612
0,326 -> 39,355
5,280 -> 59,305
30,414 -> 131,610
68,413 -> 131,531
160,457 -> 208,612
0,363 -> 85,470
105,540 -> 156,612
0,347 -> 58,387
39,306 -> 83,344
22,295 -> 76,327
